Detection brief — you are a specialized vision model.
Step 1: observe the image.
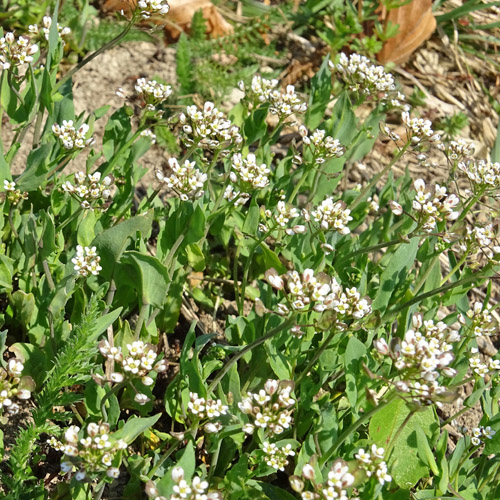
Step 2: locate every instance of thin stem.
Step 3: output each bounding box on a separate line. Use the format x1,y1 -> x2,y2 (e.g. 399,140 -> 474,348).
287,166 -> 312,205
386,410 -> 415,460
164,232 -> 186,274
238,230 -> 271,314
7,71 -> 24,106
103,279 -> 117,315
319,392 -> 398,466
147,438 -> 183,479
389,265 -> 496,316
295,329 -> 337,386
350,143 -> 409,211
142,186 -> 162,211
100,382 -> 125,421
134,302 -> 150,339
346,236 -> 411,260
42,260 -> 55,291
440,252 -> 468,286
54,15 -> 138,92
207,317 -> 295,395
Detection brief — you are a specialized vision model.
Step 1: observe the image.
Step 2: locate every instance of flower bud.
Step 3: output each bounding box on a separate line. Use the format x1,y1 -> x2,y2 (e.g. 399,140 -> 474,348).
289,475 -> 304,492
264,379 -> 279,395
110,372 -> 124,383
171,466 -> 184,483
64,425 -> 80,444
302,464 -> 315,480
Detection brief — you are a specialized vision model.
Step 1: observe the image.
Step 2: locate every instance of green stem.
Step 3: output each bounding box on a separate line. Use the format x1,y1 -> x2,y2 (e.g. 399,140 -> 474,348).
164,232 -> 186,274
440,252 -> 468,286
238,230 -> 272,315
207,317 -> 295,395
287,166 -> 312,205
389,265 -> 496,316
319,392 -> 398,466
134,302 -> 150,339
147,438 -> 184,479
54,15 -> 138,92
295,329 -> 337,386
58,206 -> 83,231
346,236 -> 412,260
350,143 -> 410,211
386,409 -> 415,460
100,382 -> 125,421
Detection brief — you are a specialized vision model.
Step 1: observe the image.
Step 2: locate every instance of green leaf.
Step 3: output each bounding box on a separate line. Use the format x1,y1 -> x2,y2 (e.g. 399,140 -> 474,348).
369,398 -> 439,488
186,243 -> 205,272
186,204 -> 205,244
242,196 -> 260,236
244,105 -> 269,144
305,55 -> 332,129
121,251 -> 169,308
372,237 -> 419,313
11,291 -> 36,330
92,210 -> 154,280
113,413 -> 161,444
327,91 -> 356,145
0,254 -> 15,292
93,307 -> 123,337
176,33 -> 194,95
16,143 -> 53,192
77,210 -> 97,247
344,335 -> 366,409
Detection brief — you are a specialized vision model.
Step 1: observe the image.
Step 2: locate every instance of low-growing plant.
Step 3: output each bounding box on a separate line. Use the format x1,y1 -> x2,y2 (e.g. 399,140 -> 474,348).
1,1 -> 500,499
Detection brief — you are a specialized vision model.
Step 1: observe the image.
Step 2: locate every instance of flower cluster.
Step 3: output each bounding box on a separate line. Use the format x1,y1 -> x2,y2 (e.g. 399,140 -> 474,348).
331,53 -> 396,99
3,180 -> 28,205
266,268 -> 372,324
241,76 -> 307,119
156,158 -> 208,201
457,224 -> 500,265
230,153 -> 271,192
295,460 -> 357,500
137,0 -> 170,18
459,302 -> 497,337
179,102 -> 242,150
135,78 -> 172,110
261,201 -> 305,235
261,442 -> 295,471
309,197 -> 353,235
402,111 -> 440,145
438,139 -> 475,162
375,314 -> 460,405
52,120 -> 95,150
98,340 -> 167,405
458,159 -> 500,196
355,445 -> 392,485
0,32 -> 38,70
470,425 -> 496,446
62,171 -> 113,209
28,16 -> 71,45
72,246 -> 102,277
146,467 -> 221,500
187,392 -> 228,433
238,379 -> 295,436
223,184 -> 250,206
48,423 -> 127,481
299,127 -> 345,164
468,347 -> 500,378
409,179 -> 459,232
141,129 -> 157,143
0,359 -> 32,418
